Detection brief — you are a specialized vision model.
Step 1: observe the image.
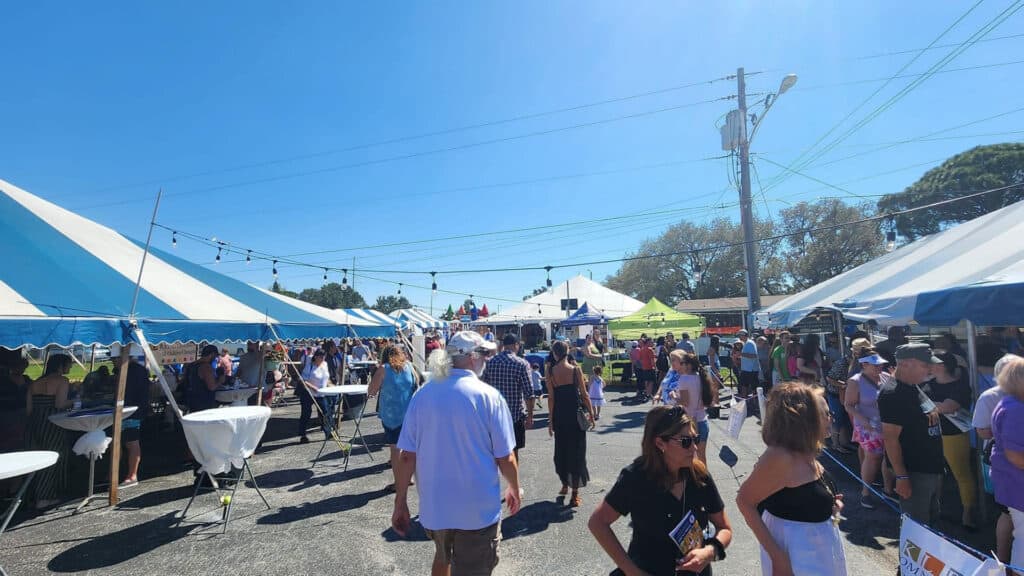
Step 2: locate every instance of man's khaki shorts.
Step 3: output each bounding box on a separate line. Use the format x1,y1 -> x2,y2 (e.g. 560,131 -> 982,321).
424,521 -> 501,575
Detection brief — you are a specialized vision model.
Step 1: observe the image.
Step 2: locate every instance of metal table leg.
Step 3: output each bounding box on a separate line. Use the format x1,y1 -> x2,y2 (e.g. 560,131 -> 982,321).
73,455 -> 103,514
1,472 -> 36,576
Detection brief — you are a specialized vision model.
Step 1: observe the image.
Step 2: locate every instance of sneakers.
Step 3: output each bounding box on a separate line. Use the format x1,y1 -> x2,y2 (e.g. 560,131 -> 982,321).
860,493 -> 877,509
119,478 -> 139,489
299,436 -> 309,444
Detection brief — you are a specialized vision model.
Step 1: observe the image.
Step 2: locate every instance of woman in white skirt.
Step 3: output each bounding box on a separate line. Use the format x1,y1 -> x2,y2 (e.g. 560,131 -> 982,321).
736,382 -> 847,575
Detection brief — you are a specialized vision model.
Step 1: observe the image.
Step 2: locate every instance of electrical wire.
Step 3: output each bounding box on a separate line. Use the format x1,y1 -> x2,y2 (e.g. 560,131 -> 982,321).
850,31 -> 1024,60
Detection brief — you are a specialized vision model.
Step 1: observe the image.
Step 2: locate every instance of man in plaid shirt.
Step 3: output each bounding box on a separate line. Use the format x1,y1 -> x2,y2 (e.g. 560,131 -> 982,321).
482,333 -> 535,458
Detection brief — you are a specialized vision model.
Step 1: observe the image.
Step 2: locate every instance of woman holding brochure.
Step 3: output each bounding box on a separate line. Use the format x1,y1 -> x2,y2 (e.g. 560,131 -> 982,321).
589,405 -> 733,575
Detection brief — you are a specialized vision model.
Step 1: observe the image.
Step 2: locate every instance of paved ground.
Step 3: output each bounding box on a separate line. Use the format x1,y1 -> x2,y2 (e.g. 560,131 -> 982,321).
0,384 -> 990,575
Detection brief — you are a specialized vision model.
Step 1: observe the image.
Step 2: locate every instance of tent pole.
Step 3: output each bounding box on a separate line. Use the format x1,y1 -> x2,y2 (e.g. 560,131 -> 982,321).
129,189 -> 162,319
965,320 -> 979,399
89,344 -> 97,373
108,345 -> 131,506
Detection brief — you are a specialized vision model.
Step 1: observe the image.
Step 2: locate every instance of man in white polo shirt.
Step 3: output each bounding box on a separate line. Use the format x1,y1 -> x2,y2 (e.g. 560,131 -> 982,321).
392,330 -> 521,576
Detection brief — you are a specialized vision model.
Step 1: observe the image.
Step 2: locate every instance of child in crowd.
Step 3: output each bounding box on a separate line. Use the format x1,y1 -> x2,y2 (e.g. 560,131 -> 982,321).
589,365 -> 605,420
530,363 -> 544,410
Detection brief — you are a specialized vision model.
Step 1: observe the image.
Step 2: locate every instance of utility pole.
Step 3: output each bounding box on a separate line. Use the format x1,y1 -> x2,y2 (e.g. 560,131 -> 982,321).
736,67 -> 762,316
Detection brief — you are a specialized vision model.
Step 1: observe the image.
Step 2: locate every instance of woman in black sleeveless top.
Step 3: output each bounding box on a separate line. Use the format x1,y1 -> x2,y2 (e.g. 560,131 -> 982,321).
736,382 -> 847,575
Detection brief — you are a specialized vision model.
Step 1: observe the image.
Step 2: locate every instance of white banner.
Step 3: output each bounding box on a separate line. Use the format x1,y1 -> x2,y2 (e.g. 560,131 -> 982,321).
728,398 -> 746,439
900,514 -> 983,576
971,559 -> 1006,576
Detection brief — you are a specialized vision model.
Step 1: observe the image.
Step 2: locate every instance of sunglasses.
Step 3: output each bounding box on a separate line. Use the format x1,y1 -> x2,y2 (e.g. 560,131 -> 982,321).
666,435 -> 701,448
654,405 -> 690,435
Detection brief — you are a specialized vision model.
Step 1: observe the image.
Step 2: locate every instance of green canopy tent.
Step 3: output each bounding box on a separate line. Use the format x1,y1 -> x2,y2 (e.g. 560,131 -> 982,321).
607,297 -> 705,340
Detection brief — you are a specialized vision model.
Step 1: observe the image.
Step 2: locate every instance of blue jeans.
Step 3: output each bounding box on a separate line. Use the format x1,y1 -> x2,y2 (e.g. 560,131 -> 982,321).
316,396 -> 338,436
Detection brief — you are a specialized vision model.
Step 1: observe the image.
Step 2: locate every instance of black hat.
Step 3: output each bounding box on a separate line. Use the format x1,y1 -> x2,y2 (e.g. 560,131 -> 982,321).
502,333 -> 519,346
201,344 -> 218,357
895,343 -> 942,364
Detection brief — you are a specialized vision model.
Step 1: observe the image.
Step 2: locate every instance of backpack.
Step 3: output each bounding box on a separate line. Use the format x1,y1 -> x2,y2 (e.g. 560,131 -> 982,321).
656,347 -> 670,372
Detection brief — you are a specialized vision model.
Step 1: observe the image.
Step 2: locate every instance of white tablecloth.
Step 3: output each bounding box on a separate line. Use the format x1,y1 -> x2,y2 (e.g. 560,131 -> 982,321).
319,385 -> 368,396
181,406 -> 271,475
215,387 -> 259,406
49,406 -> 138,459
0,451 -> 59,481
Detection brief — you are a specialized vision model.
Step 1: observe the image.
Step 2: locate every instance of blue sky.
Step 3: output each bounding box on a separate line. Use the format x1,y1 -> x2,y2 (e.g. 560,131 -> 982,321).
2,2 -> 1022,315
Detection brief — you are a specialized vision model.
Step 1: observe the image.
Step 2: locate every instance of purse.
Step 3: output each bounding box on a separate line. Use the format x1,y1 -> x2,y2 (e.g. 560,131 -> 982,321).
574,368 -> 590,431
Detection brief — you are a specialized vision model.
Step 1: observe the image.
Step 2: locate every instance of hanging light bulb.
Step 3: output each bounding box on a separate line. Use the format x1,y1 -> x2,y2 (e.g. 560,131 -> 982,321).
246,250 -> 252,265
215,246 -> 222,264
272,260 -> 278,280
545,266 -> 553,288
341,268 -> 349,288
886,218 -> 897,252
694,261 -> 703,283
538,303 -> 542,315
171,231 -> 177,248
431,272 -> 437,294
397,283 -> 403,296
323,268 -> 328,283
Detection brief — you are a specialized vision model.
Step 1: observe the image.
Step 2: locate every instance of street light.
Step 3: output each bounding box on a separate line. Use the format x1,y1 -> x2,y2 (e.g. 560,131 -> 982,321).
749,73 -> 798,143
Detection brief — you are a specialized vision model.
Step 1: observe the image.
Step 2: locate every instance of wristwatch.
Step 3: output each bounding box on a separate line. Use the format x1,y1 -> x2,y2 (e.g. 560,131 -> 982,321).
707,537 -> 726,561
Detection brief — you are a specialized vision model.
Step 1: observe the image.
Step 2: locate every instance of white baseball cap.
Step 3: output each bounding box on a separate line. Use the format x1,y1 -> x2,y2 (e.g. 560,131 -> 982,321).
446,331 -> 496,356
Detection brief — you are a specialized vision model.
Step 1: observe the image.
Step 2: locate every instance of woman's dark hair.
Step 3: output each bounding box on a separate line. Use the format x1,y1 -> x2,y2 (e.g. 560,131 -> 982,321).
709,335 -> 720,350
933,350 -> 960,379
800,334 -> 821,362
656,336 -> 665,347
44,353 -> 72,376
637,405 -> 709,489
546,340 -> 576,373
381,344 -> 407,372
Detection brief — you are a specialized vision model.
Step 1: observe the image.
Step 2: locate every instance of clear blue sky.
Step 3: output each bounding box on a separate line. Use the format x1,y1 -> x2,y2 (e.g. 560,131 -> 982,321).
2,2 -> 1021,315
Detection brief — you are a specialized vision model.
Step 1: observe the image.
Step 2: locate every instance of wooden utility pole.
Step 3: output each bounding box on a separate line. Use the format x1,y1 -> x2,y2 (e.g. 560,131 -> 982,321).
108,345 -> 131,505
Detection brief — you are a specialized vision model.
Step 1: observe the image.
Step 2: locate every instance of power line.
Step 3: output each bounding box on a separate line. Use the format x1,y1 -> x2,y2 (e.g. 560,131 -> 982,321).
757,0 -> 991,192
851,31 -> 1024,60
78,73 -> 738,197
71,94 -> 732,212
797,58 -> 1024,91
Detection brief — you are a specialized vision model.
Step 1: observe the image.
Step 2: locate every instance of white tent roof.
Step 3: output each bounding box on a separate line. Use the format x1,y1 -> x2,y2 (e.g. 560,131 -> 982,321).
754,198 -> 1024,329
389,307 -> 447,329
476,275 -> 644,325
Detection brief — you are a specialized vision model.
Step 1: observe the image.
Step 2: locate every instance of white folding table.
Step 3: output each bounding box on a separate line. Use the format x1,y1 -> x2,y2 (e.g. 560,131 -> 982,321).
311,385 -> 371,470
0,451 -> 59,576
179,406 -> 271,532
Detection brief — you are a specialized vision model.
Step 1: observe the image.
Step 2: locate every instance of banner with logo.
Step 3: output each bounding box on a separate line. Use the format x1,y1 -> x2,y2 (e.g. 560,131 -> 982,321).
152,343 -> 198,365
900,514 -> 983,576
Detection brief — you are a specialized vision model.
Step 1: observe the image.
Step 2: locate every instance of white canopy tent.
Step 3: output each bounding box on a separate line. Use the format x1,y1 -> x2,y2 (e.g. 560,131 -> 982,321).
754,198 -> 1024,329
475,275 -> 644,325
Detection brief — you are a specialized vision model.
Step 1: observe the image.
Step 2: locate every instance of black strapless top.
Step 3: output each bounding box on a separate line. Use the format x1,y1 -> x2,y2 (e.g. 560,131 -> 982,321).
761,474 -> 836,523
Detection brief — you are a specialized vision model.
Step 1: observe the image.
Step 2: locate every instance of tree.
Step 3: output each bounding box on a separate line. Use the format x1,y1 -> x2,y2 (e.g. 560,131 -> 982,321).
372,295 -> 412,314
877,143 -> 1024,240
777,199 -> 884,290
605,216 -> 785,303
522,286 -> 548,300
270,280 -> 298,298
296,282 -> 367,309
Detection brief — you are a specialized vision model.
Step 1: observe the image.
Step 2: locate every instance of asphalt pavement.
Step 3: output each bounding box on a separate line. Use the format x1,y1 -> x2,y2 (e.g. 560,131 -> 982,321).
0,385 -> 911,575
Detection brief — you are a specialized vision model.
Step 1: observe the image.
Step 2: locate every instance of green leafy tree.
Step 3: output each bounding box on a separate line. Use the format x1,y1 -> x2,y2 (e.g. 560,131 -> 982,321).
270,281 -> 298,298
522,286 -> 548,300
372,295 -> 412,314
297,282 -> 367,309
877,143 -> 1024,240
778,199 -> 884,290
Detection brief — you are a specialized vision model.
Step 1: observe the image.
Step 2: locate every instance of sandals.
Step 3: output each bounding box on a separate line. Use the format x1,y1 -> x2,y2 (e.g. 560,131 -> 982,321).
570,492 -> 581,507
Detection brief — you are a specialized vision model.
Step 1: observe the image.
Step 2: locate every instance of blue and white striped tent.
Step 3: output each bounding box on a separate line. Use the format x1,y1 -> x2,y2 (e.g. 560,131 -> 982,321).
0,178 -> 396,348
388,307 -> 448,331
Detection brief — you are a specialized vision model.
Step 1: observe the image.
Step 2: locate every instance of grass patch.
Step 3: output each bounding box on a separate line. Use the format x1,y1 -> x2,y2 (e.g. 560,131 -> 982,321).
25,362 -> 114,383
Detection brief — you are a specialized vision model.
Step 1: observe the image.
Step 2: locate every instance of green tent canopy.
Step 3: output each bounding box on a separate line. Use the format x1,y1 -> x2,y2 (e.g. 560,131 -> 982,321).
607,297 -> 705,340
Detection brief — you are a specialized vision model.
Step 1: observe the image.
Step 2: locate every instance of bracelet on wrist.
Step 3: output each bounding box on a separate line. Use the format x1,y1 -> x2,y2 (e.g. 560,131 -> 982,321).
895,475 -> 910,481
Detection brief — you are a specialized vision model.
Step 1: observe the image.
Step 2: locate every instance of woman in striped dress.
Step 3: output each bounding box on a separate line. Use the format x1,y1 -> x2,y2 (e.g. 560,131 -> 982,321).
25,354 -> 73,508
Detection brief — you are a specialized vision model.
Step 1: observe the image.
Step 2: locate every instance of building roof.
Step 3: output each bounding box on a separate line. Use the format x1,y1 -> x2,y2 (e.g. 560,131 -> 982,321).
674,295 -> 790,313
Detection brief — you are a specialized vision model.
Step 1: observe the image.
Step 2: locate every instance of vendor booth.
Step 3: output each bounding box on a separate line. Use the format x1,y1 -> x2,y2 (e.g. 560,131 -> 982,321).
608,298 -> 705,340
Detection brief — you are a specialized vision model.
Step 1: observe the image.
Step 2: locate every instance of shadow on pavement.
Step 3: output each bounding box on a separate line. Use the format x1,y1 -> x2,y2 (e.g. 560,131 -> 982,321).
596,410 -> 647,435
257,488 -> 390,525
501,500 -> 575,540
248,467 -> 314,489
382,516 -> 430,542
288,462 -> 391,492
47,512 -> 196,572
117,485 -> 195,510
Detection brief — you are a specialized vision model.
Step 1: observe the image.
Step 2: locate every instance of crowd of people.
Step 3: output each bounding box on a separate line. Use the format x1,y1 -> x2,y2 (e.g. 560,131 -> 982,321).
4,324 -> 1024,575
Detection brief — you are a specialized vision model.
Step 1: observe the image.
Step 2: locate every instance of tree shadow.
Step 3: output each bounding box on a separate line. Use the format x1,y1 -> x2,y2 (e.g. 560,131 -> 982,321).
596,411 -> 647,435
501,500 -> 575,540
257,488 -> 389,525
47,512 -> 196,572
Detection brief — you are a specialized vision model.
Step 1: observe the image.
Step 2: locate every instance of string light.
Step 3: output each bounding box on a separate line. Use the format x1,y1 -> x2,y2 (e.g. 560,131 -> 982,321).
272,260 -> 278,280
215,246 -> 222,264
545,266 -> 553,288
397,283 -> 403,296
886,218 -> 897,252
171,231 -> 177,248
694,261 -> 703,283
431,272 -> 437,294
341,268 -> 349,288
246,250 -> 252,265
323,268 -> 328,283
